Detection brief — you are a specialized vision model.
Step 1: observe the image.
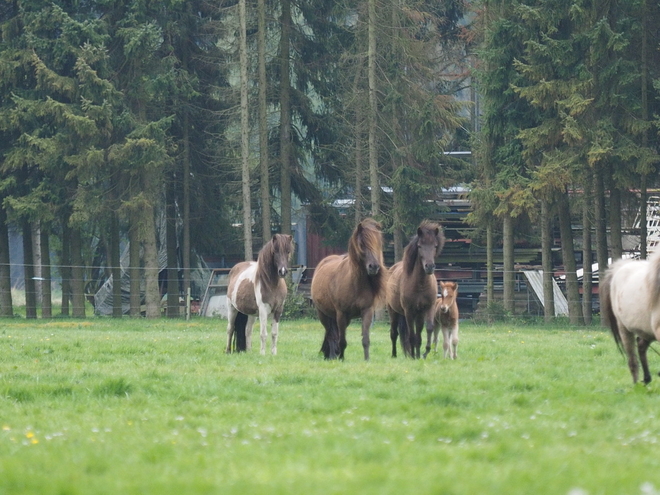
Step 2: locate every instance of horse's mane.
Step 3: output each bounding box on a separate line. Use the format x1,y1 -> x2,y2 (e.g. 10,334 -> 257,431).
257,234 -> 293,285
347,218 -> 387,297
403,220 -> 444,275
348,218 -> 383,267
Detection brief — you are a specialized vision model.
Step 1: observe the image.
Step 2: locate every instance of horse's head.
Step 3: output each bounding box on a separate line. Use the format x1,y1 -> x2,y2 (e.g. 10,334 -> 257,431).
351,218 -> 384,276
438,281 -> 458,313
413,221 -> 445,275
270,234 -> 294,278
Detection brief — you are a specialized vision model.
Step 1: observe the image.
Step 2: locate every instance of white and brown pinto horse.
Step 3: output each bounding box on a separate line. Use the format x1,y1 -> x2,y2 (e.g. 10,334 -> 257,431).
600,252 -> 660,384
433,281 -> 459,359
311,218 -> 387,361
226,234 -> 294,355
387,221 -> 445,359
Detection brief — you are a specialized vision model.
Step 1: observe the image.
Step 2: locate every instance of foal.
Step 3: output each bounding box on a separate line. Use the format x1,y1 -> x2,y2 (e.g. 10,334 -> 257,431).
433,281 -> 459,359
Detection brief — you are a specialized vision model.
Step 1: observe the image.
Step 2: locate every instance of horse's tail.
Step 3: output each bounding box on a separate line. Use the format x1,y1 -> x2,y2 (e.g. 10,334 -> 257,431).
599,263 -> 622,354
319,319 -> 339,355
233,312 -> 248,352
397,313 -> 408,340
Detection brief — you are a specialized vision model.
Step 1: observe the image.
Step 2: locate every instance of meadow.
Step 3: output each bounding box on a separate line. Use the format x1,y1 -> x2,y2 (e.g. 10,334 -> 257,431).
1,316 -> 660,495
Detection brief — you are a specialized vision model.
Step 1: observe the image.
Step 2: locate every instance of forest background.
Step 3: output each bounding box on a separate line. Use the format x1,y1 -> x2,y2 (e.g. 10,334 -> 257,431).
0,0 -> 658,323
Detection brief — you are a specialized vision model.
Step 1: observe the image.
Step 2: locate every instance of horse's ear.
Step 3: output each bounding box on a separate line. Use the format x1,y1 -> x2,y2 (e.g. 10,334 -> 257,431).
288,235 -> 293,243
451,281 -> 458,290
417,227 -> 423,238
357,223 -> 364,234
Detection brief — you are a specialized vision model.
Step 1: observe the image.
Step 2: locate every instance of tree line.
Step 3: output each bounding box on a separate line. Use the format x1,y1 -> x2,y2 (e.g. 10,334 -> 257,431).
0,0 -> 658,322
474,0 -> 660,324
0,0 -> 470,318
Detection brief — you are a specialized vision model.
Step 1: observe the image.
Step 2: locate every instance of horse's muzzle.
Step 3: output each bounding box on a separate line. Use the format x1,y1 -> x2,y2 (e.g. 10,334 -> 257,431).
424,264 -> 435,275
367,263 -> 380,276
278,267 -> 288,278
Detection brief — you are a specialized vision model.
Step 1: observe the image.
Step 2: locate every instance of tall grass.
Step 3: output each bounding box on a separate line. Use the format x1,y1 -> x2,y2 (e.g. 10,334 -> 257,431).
1,317 -> 660,494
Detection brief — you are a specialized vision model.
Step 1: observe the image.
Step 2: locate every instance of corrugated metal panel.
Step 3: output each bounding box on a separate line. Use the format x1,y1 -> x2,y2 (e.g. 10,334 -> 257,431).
522,270 -> 569,316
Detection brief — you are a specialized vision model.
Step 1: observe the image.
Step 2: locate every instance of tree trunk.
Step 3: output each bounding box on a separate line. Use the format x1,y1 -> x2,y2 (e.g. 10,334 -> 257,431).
594,170 -> 608,274
486,219 -> 493,322
142,205 -> 160,318
609,184 -> 622,260
182,65 -> 192,306
582,172 -> 593,325
23,219 -> 37,319
60,219 -> 71,316
541,200 -> 555,322
502,214 -> 515,314
240,0 -> 253,259
110,210 -> 122,317
129,210 -> 141,316
557,190 -> 583,325
0,206 -> 13,317
279,0 -> 292,236
368,0 -> 379,216
32,223 -> 41,308
40,226 -> 52,318
166,181 -> 180,317
392,183 -> 403,262
258,0 -> 271,242
640,0 -> 649,259
70,225 -> 86,318
353,62 -> 364,225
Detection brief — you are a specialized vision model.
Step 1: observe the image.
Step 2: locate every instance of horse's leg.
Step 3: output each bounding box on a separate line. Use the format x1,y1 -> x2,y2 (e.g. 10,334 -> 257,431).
450,320 -> 459,359
402,313 -> 415,358
245,315 -> 256,351
422,309 -> 434,359
388,306 -> 399,358
337,312 -> 349,361
271,312 -> 281,356
431,321 -> 440,354
442,324 -> 450,359
226,305 -> 237,353
318,312 -> 339,359
361,308 -> 374,361
619,325 -> 640,384
637,337 -> 653,385
258,306 -> 269,356
414,313 -> 425,359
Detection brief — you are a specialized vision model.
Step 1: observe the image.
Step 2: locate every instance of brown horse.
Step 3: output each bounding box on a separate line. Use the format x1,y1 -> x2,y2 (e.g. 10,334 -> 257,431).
600,252 -> 660,384
432,281 -> 459,359
387,221 -> 445,359
311,218 -> 386,360
226,234 -> 294,355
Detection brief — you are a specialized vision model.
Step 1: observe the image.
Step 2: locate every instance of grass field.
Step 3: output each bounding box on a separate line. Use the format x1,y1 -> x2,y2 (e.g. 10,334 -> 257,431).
2,316 -> 660,494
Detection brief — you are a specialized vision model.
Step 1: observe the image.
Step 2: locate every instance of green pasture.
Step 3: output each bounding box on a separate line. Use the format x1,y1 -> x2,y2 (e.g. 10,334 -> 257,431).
1,317 -> 660,494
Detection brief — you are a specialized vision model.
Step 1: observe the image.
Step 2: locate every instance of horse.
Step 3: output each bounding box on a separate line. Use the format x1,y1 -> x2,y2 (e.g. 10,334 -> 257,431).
226,234 -> 294,355
311,218 -> 386,361
387,221 -> 444,359
432,281 -> 459,359
600,252 -> 660,384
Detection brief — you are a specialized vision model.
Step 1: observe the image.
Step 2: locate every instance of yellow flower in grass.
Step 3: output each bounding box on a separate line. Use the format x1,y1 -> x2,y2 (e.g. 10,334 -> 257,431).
2,425 -> 10,431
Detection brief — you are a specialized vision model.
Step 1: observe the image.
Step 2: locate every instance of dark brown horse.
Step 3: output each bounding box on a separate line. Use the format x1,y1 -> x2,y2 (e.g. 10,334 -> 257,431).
311,218 -> 387,360
226,234 -> 294,355
387,221 -> 444,359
